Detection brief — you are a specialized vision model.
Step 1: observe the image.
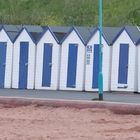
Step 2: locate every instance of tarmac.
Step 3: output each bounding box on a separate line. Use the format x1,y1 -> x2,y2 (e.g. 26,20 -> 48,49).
0,88 -> 139,104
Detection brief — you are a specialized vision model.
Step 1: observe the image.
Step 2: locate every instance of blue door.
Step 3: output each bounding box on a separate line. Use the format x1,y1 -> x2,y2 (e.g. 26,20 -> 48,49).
0,42 -> 7,88
19,42 -> 29,89
92,44 -> 99,88
42,43 -> 53,87
67,44 -> 78,88
118,44 -> 129,84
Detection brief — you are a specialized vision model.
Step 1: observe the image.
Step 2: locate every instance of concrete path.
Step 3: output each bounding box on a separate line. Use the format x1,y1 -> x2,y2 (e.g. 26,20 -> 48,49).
0,89 -> 139,104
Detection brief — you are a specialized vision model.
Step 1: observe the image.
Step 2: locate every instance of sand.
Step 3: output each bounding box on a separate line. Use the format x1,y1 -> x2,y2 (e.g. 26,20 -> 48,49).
0,104 -> 140,140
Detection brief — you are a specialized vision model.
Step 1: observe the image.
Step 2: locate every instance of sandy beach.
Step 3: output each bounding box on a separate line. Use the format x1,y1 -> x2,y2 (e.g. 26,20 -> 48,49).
0,104 -> 140,140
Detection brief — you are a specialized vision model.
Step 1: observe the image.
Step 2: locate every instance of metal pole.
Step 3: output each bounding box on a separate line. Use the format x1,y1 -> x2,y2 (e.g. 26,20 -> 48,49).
99,0 -> 103,100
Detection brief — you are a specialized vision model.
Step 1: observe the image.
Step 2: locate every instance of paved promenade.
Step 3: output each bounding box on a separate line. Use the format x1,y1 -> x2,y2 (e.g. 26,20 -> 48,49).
0,89 -> 139,104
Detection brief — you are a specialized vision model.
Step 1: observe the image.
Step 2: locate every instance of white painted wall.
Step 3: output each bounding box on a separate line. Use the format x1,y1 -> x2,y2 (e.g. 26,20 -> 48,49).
111,30 -> 137,92
59,30 -> 86,91
138,44 -> 140,92
35,30 -> 60,90
12,29 -> 36,89
0,29 -> 13,88
85,31 -> 111,91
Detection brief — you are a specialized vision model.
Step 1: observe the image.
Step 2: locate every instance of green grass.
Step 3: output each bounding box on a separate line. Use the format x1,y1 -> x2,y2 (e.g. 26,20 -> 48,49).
0,0 -> 139,26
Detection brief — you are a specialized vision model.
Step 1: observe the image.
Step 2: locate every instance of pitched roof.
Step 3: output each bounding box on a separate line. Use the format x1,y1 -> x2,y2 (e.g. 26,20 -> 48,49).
136,26 -> 140,45
86,26 -> 122,45
49,26 -> 71,43
112,26 -> 140,45
0,24 -> 44,43
2,25 -> 22,42
75,26 -> 95,44
49,26 -> 70,33
0,25 -> 2,29
0,24 -> 140,46
103,27 -> 122,45
125,26 -> 140,44
3,24 -> 22,32
88,26 -> 140,46
23,25 -> 44,43
29,32 -> 43,43
23,25 -> 43,32
8,25 -> 43,44
137,26 -> 140,31
60,26 -> 95,45
36,26 -> 60,44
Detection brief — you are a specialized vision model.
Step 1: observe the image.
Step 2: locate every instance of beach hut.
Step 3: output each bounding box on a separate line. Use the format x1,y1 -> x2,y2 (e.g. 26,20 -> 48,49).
137,26 -> 140,93
12,26 -> 43,89
0,25 -> 20,88
59,26 -> 92,91
35,26 -> 70,90
138,39 -> 140,93
85,27 -> 119,91
111,26 -> 140,92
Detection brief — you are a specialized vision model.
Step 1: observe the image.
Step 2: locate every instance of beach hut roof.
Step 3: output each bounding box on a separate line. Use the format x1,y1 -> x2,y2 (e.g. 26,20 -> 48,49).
61,26 -> 94,45
112,26 -> 140,45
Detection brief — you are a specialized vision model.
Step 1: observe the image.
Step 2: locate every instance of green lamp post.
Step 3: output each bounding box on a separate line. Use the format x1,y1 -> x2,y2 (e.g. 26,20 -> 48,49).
99,0 -> 103,100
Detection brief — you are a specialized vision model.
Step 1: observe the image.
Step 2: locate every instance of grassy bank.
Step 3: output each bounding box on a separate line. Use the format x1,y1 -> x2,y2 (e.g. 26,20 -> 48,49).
0,0 -> 139,26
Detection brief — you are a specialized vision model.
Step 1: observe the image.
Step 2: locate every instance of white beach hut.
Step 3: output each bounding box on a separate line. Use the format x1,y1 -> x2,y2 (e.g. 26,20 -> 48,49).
12,26 -> 43,89
35,26 -> 69,90
59,27 -> 90,91
0,25 -> 19,88
85,27 -> 121,92
111,26 -> 140,92
137,26 -> 140,93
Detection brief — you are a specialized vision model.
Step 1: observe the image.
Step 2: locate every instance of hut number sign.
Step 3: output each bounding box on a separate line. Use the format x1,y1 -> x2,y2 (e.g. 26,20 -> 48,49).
86,45 -> 92,65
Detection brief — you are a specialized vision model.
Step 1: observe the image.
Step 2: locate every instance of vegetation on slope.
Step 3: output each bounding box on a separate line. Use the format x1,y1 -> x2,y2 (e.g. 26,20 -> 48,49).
0,0 -> 139,26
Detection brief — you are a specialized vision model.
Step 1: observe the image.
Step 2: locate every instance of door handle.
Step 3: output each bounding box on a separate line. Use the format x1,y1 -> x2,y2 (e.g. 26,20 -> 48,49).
25,63 -> 28,66
49,63 -> 52,67
3,63 -> 6,66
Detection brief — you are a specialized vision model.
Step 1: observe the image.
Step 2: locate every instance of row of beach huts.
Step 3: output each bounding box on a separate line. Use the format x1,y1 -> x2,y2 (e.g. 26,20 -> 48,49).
0,24 -> 140,92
